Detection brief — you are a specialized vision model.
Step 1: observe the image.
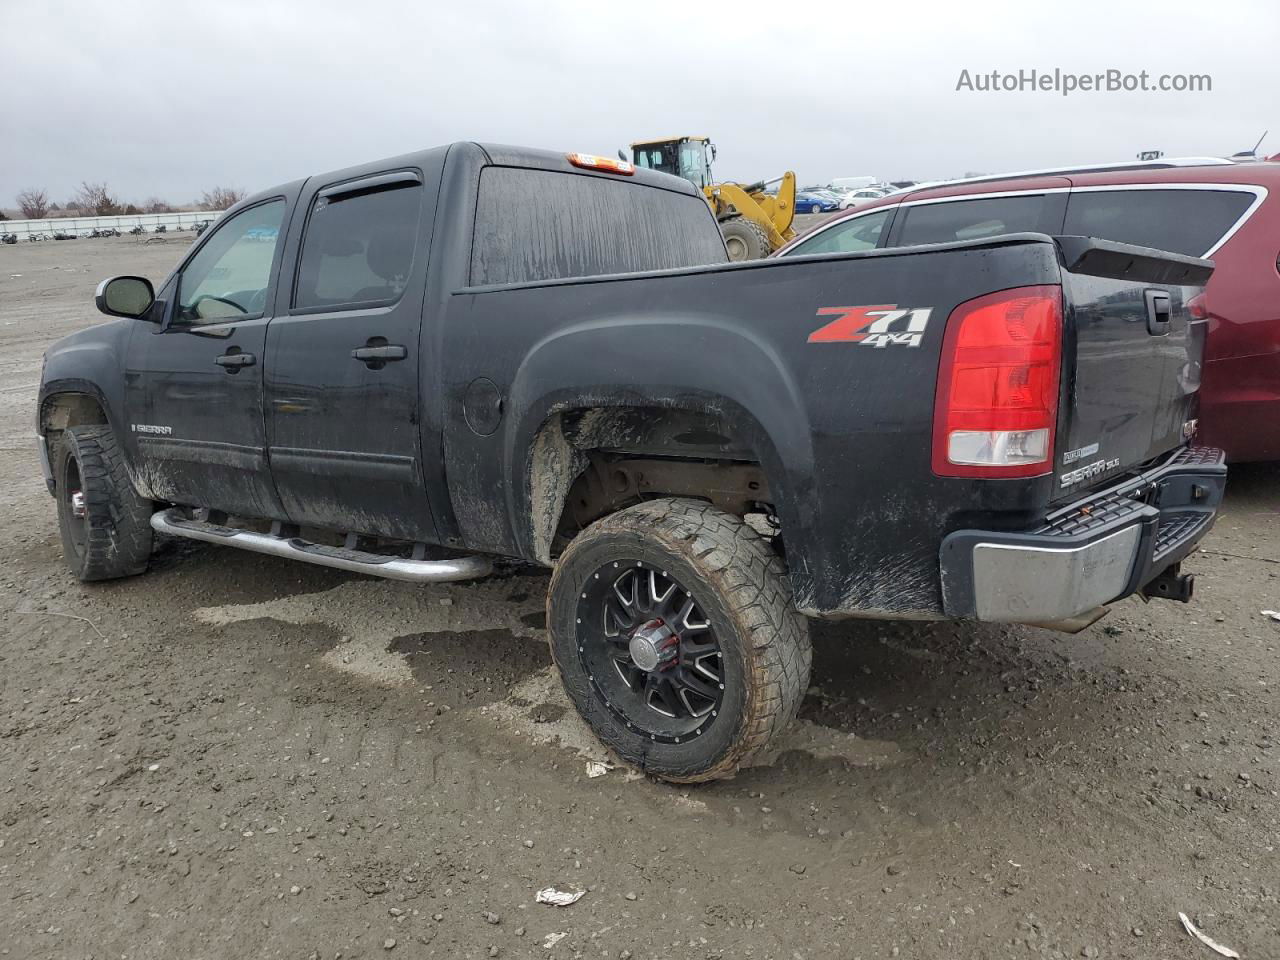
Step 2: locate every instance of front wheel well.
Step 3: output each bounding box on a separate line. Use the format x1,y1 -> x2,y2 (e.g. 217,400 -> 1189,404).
41,394 -> 110,482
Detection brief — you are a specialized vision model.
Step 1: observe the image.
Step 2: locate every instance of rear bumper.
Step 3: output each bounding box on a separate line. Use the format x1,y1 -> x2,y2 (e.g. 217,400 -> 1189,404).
940,446 -> 1226,623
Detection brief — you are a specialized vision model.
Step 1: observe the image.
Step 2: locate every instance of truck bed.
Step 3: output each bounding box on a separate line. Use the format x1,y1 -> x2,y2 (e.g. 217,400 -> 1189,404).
436,231 -> 1214,617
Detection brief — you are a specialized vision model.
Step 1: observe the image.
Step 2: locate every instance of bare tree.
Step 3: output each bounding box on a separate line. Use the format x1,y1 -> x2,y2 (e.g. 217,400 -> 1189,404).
17,188 -> 50,219
200,186 -> 245,211
73,181 -> 119,216
145,197 -> 174,214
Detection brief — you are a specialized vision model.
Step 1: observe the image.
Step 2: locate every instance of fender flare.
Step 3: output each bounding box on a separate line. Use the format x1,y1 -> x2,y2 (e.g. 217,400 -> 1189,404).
37,378 -> 122,450
503,314 -> 819,583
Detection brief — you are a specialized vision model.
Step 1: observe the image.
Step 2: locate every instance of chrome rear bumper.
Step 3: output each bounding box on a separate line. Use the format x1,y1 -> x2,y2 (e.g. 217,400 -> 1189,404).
940,446 -> 1226,623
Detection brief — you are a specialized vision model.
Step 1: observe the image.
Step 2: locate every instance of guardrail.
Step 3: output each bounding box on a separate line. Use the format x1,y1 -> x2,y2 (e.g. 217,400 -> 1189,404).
0,210 -> 224,240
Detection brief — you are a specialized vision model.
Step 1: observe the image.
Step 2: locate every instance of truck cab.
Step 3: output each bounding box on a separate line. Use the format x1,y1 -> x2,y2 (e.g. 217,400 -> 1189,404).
629,136 -> 717,190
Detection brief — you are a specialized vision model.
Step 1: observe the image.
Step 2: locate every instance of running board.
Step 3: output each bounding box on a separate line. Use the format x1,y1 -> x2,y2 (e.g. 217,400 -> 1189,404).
150,508 -> 492,583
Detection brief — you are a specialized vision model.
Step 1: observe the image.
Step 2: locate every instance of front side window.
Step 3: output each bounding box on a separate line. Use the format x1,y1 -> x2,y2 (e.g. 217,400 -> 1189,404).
293,182 -> 423,311
1063,188 -> 1255,257
786,209 -> 892,256
897,194 -> 1048,246
177,201 -> 284,323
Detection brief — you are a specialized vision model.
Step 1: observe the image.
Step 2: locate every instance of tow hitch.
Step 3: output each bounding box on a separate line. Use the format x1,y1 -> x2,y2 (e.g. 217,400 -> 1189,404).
1141,564 -> 1195,603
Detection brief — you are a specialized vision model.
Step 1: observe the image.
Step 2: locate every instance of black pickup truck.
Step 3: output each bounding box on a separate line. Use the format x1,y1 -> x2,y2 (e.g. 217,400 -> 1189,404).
38,142 -> 1226,782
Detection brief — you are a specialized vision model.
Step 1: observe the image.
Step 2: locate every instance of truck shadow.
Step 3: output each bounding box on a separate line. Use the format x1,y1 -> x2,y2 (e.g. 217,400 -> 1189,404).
148,529 -> 1230,822
748,610 -> 1177,788
1222,459 -> 1280,505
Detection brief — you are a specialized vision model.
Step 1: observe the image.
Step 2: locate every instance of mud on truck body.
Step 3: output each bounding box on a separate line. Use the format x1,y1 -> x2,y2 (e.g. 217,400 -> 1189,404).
38,142 -> 1226,782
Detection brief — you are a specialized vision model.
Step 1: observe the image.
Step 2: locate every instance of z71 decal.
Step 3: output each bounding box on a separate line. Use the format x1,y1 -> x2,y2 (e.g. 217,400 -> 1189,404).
808,304 -> 933,347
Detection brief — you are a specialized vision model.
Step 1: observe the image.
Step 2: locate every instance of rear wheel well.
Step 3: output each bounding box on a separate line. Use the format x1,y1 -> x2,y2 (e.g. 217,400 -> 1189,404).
528,407 -> 779,563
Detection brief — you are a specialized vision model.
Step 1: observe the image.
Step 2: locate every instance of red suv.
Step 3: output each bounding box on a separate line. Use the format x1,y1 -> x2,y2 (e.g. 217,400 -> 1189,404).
778,159 -> 1280,461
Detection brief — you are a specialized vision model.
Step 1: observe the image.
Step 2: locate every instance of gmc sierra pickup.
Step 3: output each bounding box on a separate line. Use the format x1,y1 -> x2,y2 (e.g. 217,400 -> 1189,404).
38,142 -> 1226,782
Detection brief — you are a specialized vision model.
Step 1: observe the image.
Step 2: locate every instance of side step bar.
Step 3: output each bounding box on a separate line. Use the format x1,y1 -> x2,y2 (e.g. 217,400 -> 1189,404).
150,508 -> 492,583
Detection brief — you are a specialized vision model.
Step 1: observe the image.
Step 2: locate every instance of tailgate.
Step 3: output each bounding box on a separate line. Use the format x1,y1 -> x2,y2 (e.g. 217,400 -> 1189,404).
1054,237 -> 1214,500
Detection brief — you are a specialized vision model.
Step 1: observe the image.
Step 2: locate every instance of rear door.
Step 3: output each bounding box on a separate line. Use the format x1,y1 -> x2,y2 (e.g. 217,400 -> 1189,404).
264,168 -> 438,541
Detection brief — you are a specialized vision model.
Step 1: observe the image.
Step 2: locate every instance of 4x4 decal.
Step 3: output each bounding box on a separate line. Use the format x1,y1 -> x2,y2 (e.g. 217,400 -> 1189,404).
809,304 -> 932,347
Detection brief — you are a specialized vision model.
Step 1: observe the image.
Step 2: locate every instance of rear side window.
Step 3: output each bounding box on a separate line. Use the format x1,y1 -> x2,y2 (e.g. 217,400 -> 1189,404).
1063,188 -> 1254,257
786,209 -> 892,256
294,181 -> 423,311
897,195 -> 1050,246
470,167 -> 727,286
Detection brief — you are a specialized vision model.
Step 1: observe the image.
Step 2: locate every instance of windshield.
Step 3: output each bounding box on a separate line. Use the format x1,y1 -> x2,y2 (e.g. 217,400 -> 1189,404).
677,141 -> 712,189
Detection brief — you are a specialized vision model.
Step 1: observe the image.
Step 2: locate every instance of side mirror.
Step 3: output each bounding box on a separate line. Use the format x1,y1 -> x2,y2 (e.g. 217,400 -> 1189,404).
617,149 -> 628,163
95,276 -> 155,320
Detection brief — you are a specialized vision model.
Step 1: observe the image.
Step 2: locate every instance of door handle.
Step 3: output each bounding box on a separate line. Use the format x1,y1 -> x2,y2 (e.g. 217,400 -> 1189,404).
215,350 -> 256,370
1144,290 -> 1172,337
352,341 -> 408,370
351,344 -> 408,362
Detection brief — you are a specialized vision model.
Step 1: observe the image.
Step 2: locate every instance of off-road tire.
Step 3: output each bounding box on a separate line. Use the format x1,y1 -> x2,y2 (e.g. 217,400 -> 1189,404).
719,217 -> 772,261
55,425 -> 153,581
547,498 -> 811,782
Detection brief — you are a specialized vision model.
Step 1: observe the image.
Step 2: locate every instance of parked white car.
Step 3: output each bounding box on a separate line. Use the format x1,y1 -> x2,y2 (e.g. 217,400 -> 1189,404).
833,187 -> 888,209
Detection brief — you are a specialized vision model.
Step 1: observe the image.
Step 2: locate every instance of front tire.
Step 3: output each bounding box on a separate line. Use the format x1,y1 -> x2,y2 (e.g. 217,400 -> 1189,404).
55,425 -> 153,581
719,217 -> 772,261
547,498 -> 811,783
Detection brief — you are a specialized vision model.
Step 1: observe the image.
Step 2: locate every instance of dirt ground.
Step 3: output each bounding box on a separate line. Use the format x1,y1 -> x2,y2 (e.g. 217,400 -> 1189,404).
1,235 -> 1276,960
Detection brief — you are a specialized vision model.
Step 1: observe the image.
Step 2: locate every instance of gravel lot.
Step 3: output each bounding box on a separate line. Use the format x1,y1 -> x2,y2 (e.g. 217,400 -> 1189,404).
1,234 -> 1277,960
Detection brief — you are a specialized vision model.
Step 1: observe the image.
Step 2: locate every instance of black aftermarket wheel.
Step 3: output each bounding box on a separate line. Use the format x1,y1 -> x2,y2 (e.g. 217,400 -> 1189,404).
547,498 -> 811,783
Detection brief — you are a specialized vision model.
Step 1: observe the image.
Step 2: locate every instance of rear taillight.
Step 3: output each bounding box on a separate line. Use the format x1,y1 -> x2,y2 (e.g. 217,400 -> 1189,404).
1188,292 -> 1209,320
932,284 -> 1063,478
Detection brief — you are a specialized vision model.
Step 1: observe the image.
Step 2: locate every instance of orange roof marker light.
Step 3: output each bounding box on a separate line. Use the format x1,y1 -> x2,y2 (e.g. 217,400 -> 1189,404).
567,153 -> 635,175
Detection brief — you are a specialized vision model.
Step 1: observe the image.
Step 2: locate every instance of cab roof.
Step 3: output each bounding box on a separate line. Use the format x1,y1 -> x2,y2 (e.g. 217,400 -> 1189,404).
475,142 -> 702,196
630,136 -> 711,147
271,141 -> 704,204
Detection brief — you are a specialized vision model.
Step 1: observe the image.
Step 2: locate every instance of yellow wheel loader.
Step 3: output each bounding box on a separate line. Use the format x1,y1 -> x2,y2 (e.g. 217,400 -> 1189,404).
626,136 -> 796,260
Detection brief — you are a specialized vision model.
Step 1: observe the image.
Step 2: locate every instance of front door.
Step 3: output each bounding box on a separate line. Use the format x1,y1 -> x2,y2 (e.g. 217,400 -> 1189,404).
125,198 -> 291,518
264,169 -> 437,542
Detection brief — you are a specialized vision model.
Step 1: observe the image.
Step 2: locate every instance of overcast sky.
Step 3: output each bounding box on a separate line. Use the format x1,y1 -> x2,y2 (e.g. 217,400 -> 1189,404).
3,0 -> 1277,206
